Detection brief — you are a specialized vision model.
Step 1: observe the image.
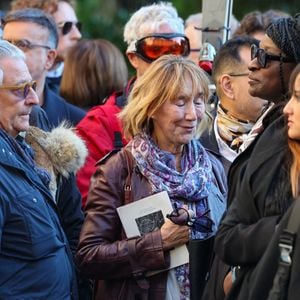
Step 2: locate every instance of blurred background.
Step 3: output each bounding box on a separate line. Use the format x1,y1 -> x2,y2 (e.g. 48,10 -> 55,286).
1,0 -> 299,67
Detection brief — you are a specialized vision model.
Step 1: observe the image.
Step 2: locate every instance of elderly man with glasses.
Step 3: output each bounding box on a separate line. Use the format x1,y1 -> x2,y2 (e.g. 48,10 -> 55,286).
75,2 -> 191,208
0,39 -> 79,299
10,0 -> 82,93
2,8 -> 85,127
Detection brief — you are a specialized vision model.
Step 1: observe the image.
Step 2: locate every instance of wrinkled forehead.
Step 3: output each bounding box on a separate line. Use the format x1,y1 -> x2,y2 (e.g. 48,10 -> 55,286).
0,57 -> 31,84
52,1 -> 78,23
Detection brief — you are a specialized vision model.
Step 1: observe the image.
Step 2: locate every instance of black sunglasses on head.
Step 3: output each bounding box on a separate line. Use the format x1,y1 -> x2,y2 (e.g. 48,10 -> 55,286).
250,44 -> 294,68
57,21 -> 82,35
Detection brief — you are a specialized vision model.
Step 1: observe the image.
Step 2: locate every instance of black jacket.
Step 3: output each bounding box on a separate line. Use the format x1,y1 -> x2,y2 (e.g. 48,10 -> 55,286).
214,111 -> 293,299
200,128 -> 232,176
244,200 -> 300,300
42,84 -> 86,128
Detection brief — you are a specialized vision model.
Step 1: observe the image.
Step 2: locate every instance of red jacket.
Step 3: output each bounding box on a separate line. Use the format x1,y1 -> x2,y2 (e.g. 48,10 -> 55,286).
76,92 -> 128,207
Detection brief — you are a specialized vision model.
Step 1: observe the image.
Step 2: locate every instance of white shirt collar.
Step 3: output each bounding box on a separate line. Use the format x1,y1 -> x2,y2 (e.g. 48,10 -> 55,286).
47,62 -> 64,78
214,117 -> 238,163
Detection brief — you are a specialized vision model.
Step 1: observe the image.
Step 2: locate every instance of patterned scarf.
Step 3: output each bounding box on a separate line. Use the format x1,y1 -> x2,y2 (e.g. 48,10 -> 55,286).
130,132 -> 221,299
238,102 -> 274,153
217,104 -> 254,152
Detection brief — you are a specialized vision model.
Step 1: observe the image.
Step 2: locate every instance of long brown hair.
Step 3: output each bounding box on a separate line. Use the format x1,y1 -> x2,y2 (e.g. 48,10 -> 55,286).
60,39 -> 128,109
287,64 -> 300,197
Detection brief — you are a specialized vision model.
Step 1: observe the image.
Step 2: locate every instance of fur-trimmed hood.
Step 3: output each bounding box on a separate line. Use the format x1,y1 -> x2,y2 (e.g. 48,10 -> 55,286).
25,123 -> 88,199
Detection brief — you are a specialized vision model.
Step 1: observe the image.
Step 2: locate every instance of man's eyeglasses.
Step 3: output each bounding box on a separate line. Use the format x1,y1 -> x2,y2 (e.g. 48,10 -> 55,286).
0,81 -> 37,99
4,39 -> 51,51
135,33 -> 190,63
57,21 -> 82,35
250,44 -> 294,68
190,48 -> 201,53
228,72 -> 249,77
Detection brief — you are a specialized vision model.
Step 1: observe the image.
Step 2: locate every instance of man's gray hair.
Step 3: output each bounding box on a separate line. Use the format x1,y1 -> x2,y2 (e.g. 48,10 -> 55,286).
0,40 -> 25,84
0,39 -> 25,59
124,2 -> 184,53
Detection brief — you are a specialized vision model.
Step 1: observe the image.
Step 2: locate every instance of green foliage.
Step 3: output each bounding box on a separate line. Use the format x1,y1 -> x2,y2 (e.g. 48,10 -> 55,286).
77,0 -> 130,54
74,0 -> 298,75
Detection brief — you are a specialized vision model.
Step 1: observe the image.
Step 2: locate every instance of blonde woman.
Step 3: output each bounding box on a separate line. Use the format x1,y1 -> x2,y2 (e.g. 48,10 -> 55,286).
76,55 -> 227,300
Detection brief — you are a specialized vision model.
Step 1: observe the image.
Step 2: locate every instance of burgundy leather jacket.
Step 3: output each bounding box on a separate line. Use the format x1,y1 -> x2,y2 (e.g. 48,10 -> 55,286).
76,148 -> 170,299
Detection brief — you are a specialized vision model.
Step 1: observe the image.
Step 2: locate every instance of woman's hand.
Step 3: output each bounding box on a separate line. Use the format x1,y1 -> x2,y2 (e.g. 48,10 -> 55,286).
160,218 -> 189,251
223,271 -> 233,295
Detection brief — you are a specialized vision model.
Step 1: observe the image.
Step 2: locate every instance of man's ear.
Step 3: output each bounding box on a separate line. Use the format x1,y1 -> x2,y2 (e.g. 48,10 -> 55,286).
127,52 -> 139,69
219,74 -> 234,99
45,49 -> 57,70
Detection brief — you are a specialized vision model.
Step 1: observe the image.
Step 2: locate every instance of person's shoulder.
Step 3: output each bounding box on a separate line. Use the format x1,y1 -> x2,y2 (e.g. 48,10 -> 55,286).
76,95 -> 122,135
94,147 -> 133,182
46,85 -> 85,115
57,93 -> 86,116
97,146 -> 131,166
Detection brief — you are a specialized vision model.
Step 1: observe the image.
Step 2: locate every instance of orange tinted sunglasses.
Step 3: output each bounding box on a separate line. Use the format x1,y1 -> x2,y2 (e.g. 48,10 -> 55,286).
135,33 -> 190,63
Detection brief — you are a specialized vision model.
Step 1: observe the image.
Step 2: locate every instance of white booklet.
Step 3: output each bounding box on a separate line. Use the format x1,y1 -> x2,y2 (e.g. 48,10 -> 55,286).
117,191 -> 189,274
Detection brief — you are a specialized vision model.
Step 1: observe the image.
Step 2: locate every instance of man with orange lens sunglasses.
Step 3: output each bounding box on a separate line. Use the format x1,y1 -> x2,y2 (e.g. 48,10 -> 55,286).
76,2 -> 189,208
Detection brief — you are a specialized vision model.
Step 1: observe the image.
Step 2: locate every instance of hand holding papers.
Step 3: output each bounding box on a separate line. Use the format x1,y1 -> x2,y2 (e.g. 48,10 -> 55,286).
117,191 -> 189,273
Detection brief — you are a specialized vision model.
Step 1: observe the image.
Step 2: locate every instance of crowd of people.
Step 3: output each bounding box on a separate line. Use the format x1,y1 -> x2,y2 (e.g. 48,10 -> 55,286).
0,1 -> 300,299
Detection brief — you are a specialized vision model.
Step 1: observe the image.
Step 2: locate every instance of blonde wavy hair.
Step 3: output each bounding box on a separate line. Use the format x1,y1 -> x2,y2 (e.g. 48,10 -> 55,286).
120,55 -> 210,140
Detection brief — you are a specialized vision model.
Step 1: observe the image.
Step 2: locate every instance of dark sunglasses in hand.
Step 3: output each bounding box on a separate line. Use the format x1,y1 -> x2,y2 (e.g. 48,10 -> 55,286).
166,204 -> 213,233
250,44 -> 294,68
57,21 -> 82,35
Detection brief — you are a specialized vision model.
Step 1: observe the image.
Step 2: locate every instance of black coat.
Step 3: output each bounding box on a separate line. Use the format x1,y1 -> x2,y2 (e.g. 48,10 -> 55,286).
200,127 -> 232,176
214,112 -> 293,300
244,200 -> 300,300
42,84 -> 86,128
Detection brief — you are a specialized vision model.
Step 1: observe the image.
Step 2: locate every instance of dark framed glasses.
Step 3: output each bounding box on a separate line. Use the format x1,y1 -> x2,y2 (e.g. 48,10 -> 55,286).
250,44 -> 294,68
135,33 -> 190,63
57,21 -> 82,35
228,72 -> 249,77
0,81 -> 37,99
4,39 -> 51,51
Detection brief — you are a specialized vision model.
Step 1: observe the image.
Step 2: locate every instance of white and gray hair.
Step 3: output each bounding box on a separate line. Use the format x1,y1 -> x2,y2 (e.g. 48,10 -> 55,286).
0,40 -> 25,84
124,2 -> 184,53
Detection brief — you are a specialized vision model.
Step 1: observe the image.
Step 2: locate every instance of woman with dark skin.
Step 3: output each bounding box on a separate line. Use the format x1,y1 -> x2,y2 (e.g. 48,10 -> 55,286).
213,14 -> 300,300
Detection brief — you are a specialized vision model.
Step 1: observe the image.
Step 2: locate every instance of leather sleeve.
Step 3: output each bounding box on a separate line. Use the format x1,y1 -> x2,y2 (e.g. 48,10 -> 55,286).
76,150 -> 169,280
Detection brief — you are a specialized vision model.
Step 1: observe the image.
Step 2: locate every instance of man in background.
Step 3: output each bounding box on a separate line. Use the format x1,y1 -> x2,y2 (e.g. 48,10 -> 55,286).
2,8 -> 85,126
201,36 -> 268,173
10,0 -> 82,93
